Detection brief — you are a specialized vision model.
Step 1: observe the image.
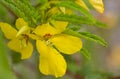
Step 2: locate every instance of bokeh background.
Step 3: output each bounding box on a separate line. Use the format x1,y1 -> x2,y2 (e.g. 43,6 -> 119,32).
0,0 -> 120,79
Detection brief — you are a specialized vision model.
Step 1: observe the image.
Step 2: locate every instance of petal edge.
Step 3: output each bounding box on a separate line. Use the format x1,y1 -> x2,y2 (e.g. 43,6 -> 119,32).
51,34 -> 82,54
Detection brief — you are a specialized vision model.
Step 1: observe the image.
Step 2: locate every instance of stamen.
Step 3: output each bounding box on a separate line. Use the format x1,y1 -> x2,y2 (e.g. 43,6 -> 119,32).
43,34 -> 52,40
45,40 -> 53,46
22,34 -> 29,45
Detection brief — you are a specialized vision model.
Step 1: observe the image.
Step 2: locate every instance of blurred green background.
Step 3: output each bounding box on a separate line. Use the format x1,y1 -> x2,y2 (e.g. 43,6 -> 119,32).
0,0 -> 120,79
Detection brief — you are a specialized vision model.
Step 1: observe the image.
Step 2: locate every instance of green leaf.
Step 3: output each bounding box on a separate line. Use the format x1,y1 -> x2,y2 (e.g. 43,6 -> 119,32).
79,32 -> 107,46
95,21 -> 108,28
80,48 -> 91,60
1,0 -> 26,18
67,23 -> 82,31
0,0 -> 39,26
63,29 -> 107,46
0,31 -> 16,79
53,14 -> 94,25
13,0 -> 39,20
57,1 -> 94,20
53,14 -> 107,28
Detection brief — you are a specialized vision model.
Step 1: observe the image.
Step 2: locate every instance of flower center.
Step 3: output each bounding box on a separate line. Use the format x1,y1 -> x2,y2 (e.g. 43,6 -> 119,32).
22,34 -> 29,45
43,34 -> 52,40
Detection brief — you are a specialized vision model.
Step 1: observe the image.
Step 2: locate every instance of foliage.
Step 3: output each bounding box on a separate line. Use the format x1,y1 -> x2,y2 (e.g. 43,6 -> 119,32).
0,0 -> 108,78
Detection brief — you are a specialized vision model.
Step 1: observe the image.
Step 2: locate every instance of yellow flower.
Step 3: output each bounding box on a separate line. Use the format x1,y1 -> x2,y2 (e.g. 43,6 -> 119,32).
0,18 -> 33,59
76,0 -> 104,13
34,21 -> 82,77
75,0 -> 89,11
89,0 -> 104,13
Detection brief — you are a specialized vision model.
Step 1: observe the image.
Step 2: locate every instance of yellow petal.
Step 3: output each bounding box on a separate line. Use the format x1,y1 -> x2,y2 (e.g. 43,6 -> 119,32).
36,40 -> 48,56
75,0 -> 89,11
16,26 -> 30,37
89,0 -> 104,13
36,40 -> 66,77
20,42 -> 33,59
50,34 -> 82,54
54,21 -> 68,33
28,34 -> 40,40
8,39 -> 21,52
34,23 -> 58,36
59,7 -> 65,14
15,18 -> 28,29
0,22 -> 17,39
8,39 -> 33,59
47,7 -> 60,15
39,53 -> 66,78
